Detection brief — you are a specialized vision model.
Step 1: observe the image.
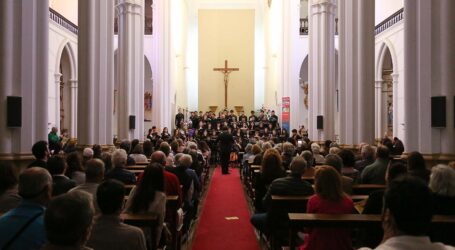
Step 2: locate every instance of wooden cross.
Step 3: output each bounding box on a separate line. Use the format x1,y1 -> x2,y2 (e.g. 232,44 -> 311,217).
213,60 -> 239,108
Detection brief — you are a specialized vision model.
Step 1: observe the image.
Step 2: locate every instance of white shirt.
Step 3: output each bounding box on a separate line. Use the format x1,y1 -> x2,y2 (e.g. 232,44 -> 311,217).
359,236 -> 455,250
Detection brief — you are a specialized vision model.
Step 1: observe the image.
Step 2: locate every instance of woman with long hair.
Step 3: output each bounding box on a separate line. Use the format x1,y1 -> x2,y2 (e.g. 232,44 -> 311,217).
300,166 -> 354,250
254,148 -> 285,212
124,163 -> 166,249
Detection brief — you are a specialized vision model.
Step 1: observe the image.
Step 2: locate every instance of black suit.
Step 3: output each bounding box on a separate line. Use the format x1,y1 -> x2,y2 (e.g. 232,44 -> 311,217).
52,175 -> 76,196
218,131 -> 234,174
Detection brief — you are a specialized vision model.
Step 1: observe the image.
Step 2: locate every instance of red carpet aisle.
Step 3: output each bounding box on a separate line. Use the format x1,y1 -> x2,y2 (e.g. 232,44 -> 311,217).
191,166 -> 260,250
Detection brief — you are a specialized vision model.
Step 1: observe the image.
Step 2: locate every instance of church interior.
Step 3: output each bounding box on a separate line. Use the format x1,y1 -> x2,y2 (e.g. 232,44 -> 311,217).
0,0 -> 455,249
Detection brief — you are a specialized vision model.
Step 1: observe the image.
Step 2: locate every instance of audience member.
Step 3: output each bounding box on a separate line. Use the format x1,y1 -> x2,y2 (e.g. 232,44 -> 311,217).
360,162 -> 407,248
92,144 -> 102,159
0,162 -> 21,212
311,143 -> 325,164
0,167 -> 52,249
300,166 -> 354,250
301,150 -> 315,177
252,157 -> 314,243
106,149 -> 136,184
130,144 -> 148,163
28,140 -> 50,169
119,140 -> 136,166
124,163 -> 166,249
42,191 -> 94,250
429,165 -> 455,215
87,180 -> 147,250
143,140 -> 153,159
70,159 -> 105,212
392,137 -> 405,155
325,154 -> 353,194
355,145 -> 376,174
282,142 -> 295,170
360,176 -> 455,250
48,155 -> 76,196
407,151 -> 430,184
338,149 -> 359,180
82,147 -> 94,166
66,152 -> 86,185
254,149 -> 285,212
100,152 -> 113,175
361,146 -> 390,184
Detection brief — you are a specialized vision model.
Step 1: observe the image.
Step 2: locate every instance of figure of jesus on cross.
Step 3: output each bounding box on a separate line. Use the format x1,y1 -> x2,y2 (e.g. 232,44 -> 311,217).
213,60 -> 239,109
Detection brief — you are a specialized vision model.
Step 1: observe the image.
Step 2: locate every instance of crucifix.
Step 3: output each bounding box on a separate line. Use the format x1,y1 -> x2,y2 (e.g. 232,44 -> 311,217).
213,60 -> 239,108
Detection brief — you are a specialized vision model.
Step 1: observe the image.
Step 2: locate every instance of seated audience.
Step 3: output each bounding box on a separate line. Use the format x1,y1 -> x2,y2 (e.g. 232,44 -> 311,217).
92,144 -> 103,159
82,147 -> 94,166
119,140 -> 136,166
48,156 -> 76,196
311,143 -> 325,164
360,162 -> 407,248
301,150 -> 316,177
325,154 -> 353,194
428,164 -> 455,245
87,180 -> 147,250
251,157 -> 314,242
254,149 -> 285,212
66,152 -> 86,185
355,144 -> 376,174
70,159 -> 105,212
143,140 -> 153,159
124,163 -> 166,249
361,146 -> 390,184
282,142 -> 295,170
429,164 -> 455,215
130,144 -> 149,163
0,167 -> 52,249
42,191 -> 94,250
101,152 -> 113,175
28,140 -> 49,169
360,176 -> 455,250
0,162 -> 21,212
338,149 -> 359,180
300,166 -> 354,250
407,151 -> 430,184
106,149 -> 136,184
392,137 -> 405,155
251,144 -> 263,165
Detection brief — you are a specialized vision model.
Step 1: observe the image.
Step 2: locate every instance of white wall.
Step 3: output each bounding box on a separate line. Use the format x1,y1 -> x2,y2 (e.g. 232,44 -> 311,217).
49,0 -> 78,25
375,0 -> 403,25
48,19 -> 78,136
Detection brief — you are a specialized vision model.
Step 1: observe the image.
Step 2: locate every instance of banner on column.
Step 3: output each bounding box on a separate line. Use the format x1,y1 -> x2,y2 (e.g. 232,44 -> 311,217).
282,97 -> 290,133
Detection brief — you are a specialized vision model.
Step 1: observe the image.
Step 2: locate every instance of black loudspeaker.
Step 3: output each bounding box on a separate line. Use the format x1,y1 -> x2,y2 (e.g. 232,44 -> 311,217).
431,96 -> 446,127
7,96 -> 22,127
317,115 -> 323,130
129,115 -> 136,130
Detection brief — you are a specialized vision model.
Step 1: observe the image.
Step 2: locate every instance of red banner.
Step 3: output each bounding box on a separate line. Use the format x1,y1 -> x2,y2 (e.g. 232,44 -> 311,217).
282,97 -> 290,132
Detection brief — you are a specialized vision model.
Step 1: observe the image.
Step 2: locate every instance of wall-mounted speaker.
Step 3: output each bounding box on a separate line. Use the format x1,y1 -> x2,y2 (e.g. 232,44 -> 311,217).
7,96 -> 22,127
317,115 -> 323,130
431,96 -> 446,128
129,115 -> 136,130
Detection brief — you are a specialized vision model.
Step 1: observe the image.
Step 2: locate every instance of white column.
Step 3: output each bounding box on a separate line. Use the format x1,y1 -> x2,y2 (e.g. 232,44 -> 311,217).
77,0 -> 114,146
0,0 -> 48,159
54,73 -> 62,129
374,80 -> 383,140
308,0 -> 336,142
404,0 -> 455,155
391,73 -> 399,138
152,0 -> 172,130
338,0 -> 375,145
69,79 -> 78,138
116,0 -> 144,140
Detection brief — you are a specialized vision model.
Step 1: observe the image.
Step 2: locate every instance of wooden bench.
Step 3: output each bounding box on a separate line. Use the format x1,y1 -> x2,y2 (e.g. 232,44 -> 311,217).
126,165 -> 147,170
352,184 -> 385,195
287,213 -> 455,249
120,213 -> 159,249
135,161 -> 150,166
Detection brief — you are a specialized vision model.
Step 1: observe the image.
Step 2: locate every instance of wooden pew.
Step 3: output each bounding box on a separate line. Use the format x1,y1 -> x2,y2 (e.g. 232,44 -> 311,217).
126,165 -> 147,170
352,184 -> 385,195
135,161 -> 150,166
287,213 -> 455,249
123,195 -> 182,250
120,213 -> 159,250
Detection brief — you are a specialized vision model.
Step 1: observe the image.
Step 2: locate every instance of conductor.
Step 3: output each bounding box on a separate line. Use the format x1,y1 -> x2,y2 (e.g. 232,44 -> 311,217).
218,130 -> 234,174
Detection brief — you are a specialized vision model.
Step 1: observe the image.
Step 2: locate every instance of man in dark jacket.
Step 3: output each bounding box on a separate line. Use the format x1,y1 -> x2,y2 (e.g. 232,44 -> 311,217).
251,156 -> 314,241
47,156 -> 76,196
218,130 -> 234,174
